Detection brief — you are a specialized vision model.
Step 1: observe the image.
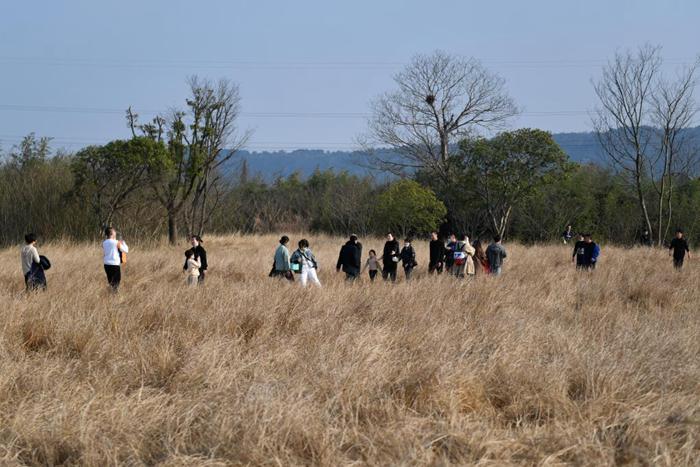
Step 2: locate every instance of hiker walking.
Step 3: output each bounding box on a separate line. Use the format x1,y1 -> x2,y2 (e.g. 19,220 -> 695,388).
486,235 -> 507,276
572,233 -> 599,271
639,229 -> 652,247
270,235 -> 294,281
562,225 -> 575,244
444,233 -> 457,275
184,235 -> 207,284
400,238 -> 418,280
362,249 -> 382,282
428,231 -> 446,274
380,232 -> 400,282
473,239 -> 490,276
336,234 -> 362,281
669,229 -> 691,270
292,239 -> 321,287
103,227 -> 129,292
452,234 -> 476,279
21,233 -> 48,291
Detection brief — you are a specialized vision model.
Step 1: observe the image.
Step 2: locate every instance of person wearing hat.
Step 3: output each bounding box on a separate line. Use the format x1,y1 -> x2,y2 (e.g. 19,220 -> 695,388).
270,235 -> 293,281
184,235 -> 208,284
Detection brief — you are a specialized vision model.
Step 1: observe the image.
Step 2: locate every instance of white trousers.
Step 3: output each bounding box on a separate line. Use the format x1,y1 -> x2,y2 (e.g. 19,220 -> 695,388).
300,266 -> 321,287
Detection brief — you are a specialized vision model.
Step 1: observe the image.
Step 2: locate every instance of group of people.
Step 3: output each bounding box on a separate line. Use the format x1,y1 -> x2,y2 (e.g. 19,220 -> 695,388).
268,232 -> 509,287
16,225 -> 692,293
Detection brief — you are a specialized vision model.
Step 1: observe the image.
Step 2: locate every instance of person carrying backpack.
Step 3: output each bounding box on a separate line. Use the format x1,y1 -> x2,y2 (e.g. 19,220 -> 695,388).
103,227 -> 129,292
400,238 -> 418,280
452,234 -> 476,279
292,239 -> 321,287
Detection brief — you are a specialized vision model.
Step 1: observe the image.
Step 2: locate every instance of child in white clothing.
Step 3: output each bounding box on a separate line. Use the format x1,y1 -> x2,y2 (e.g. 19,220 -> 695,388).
184,250 -> 201,287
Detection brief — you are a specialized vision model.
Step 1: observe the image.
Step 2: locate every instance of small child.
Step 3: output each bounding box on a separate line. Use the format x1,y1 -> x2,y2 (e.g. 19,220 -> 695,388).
362,249 -> 382,282
184,250 -> 201,287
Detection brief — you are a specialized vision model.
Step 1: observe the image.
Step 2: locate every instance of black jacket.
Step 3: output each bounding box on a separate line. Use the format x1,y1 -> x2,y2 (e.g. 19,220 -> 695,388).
429,239 -> 445,266
336,241 -> 362,275
183,245 -> 208,272
400,245 -> 417,269
382,239 -> 401,270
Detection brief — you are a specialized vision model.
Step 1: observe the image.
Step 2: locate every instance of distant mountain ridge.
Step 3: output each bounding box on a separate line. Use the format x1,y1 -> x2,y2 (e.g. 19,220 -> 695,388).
227,127 -> 700,181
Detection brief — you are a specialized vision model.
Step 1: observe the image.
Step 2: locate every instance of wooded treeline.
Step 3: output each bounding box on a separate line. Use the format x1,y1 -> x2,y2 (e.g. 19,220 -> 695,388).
1,47 -> 699,247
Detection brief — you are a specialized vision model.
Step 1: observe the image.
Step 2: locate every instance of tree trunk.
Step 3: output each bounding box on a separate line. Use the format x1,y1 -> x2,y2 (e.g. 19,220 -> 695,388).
168,211 -> 178,245
634,172 -> 654,243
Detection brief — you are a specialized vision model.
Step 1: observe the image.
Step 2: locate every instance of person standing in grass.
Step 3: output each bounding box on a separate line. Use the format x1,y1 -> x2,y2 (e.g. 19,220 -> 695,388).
486,235 -> 507,276
444,233 -> 457,275
380,232 -> 401,282
400,238 -> 417,280
362,249 -> 382,282
669,229 -> 691,270
184,235 -> 207,284
572,233 -> 587,270
428,231 -> 446,274
291,239 -> 321,287
270,235 -> 293,281
562,225 -> 575,244
21,233 -> 44,291
103,227 -> 129,292
336,234 -> 362,281
184,250 -> 201,287
452,234 -> 476,279
473,239 -> 490,276
573,233 -> 599,271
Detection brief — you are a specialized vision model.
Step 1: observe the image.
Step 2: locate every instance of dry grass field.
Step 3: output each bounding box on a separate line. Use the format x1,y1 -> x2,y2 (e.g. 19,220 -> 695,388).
0,234 -> 698,466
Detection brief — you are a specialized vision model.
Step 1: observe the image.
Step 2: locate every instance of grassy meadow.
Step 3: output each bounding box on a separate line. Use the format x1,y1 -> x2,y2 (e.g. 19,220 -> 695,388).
0,234 -> 698,466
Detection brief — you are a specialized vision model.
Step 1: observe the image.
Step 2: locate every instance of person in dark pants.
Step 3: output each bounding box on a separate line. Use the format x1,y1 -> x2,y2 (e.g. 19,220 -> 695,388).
573,233 -> 599,271
400,238 -> 417,280
444,233 -> 457,275
21,233 -> 42,291
184,235 -> 207,284
103,227 -> 129,292
562,225 -> 575,244
336,234 -> 362,281
669,229 -> 691,270
380,232 -> 400,282
428,231 -> 445,274
639,229 -> 652,247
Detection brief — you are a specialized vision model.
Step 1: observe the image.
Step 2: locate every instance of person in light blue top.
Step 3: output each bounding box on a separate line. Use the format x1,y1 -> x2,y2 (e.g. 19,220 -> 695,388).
270,235 -> 293,281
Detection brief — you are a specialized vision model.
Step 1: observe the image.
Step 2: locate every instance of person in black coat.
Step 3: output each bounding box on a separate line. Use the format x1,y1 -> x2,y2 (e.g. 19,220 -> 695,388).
400,238 -> 417,280
336,234 -> 362,281
380,232 -> 401,282
184,235 -> 208,284
428,231 -> 445,274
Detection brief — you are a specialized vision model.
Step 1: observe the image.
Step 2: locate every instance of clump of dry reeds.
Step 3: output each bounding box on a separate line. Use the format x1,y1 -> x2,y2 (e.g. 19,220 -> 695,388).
0,234 -> 697,465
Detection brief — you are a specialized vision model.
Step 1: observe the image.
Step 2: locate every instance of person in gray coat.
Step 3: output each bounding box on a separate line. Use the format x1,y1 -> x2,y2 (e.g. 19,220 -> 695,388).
270,235 -> 294,281
486,235 -> 507,276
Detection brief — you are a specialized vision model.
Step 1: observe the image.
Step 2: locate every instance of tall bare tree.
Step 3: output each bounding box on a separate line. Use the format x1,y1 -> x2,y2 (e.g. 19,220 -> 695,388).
130,76 -> 251,243
363,50 -> 519,183
593,45 -> 699,245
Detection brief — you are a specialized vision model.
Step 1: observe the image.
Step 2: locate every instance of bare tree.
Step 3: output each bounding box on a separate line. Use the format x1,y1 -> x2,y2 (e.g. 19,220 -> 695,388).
363,51 -> 519,182
593,45 -> 699,245
130,76 -> 251,243
651,62 -> 699,245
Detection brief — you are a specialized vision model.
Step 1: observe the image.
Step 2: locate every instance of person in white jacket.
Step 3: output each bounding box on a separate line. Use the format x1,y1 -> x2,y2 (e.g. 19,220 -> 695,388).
103,227 -> 129,292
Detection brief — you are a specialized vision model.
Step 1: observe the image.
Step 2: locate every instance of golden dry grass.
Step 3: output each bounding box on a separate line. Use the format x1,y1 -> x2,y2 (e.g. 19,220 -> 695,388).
0,234 -> 698,466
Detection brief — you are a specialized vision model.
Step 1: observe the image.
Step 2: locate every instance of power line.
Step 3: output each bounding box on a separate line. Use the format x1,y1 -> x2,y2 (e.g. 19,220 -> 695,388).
0,56 -> 695,70
0,103 -> 598,118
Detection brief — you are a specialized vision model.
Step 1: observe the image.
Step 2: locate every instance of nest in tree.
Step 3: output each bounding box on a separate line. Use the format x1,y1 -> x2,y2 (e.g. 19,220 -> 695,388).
425,94 -> 436,105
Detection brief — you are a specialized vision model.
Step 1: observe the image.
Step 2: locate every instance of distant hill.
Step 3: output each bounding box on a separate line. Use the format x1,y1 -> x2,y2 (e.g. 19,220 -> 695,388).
226,127 -> 700,181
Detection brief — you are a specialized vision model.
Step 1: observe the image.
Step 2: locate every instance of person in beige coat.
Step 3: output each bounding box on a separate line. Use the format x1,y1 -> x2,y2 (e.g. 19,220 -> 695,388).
451,234 -> 476,278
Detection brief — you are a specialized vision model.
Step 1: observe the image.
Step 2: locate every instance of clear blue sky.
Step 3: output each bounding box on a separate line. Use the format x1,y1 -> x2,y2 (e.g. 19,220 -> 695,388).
1,0 -> 698,152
